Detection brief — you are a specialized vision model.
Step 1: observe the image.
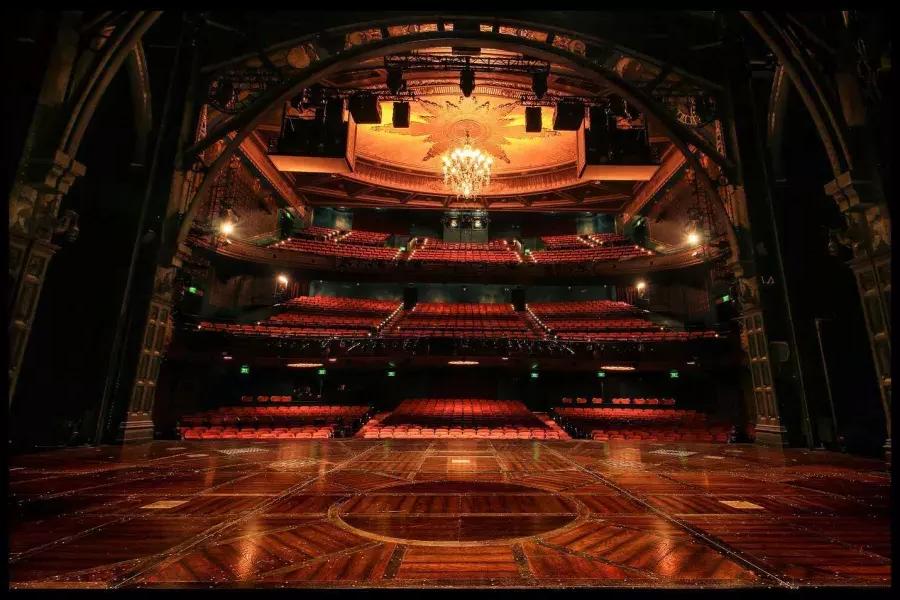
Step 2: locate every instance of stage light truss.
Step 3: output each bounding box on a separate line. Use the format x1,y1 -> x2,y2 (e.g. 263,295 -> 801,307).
383,53 -> 552,76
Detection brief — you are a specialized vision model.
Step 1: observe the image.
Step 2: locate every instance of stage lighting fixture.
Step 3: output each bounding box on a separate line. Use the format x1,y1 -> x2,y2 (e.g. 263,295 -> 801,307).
600,365 -> 635,371
286,362 -> 323,368
635,280 -> 647,292
525,106 -> 542,132
448,360 -> 479,365
686,231 -> 701,246
392,101 -> 410,128
220,221 -> 235,236
459,67 -> 476,97
277,274 -> 289,285
386,65 -> 405,95
531,71 -> 548,99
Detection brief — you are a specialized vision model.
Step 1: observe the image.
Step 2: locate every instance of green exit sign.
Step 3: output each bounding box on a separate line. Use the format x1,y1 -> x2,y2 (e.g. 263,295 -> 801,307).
669,370 -> 680,379
317,368 -> 327,375
240,364 -> 250,375
596,371 -> 606,378
387,370 -> 396,377
530,372 -> 539,379
187,286 -> 198,294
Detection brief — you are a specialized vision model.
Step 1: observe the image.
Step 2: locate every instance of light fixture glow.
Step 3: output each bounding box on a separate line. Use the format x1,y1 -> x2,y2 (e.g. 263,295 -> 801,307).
277,274 -> 289,285
448,360 -> 479,365
286,362 -> 323,368
600,365 -> 635,371
220,221 -> 235,236
636,280 -> 647,292
442,132 -> 493,198
686,232 -> 701,246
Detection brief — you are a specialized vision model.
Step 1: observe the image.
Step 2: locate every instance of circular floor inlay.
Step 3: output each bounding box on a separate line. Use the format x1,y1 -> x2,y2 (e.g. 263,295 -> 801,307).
334,481 -> 581,543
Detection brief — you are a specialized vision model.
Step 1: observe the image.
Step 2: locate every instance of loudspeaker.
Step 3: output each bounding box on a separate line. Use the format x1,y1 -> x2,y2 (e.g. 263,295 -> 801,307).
585,106 -> 614,163
348,93 -> 381,124
525,106 -> 542,133
511,289 -> 526,312
403,287 -> 418,310
553,101 -> 584,130
392,101 -> 410,128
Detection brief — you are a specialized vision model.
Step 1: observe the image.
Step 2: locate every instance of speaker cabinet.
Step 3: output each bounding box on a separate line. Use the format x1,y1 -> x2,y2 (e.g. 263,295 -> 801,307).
511,289 -> 526,312
348,93 -> 382,124
403,287 -> 418,310
553,101 -> 584,131
270,112 -> 357,174
525,106 -> 542,132
392,101 -> 410,128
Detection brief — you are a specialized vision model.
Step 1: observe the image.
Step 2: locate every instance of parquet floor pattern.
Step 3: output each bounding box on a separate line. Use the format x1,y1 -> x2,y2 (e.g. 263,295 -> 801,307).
8,440 -> 890,589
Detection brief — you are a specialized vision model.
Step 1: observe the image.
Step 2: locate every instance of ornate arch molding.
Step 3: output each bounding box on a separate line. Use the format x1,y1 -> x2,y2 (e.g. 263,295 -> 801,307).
766,64 -> 791,180
742,11 -> 853,177
174,28 -> 741,265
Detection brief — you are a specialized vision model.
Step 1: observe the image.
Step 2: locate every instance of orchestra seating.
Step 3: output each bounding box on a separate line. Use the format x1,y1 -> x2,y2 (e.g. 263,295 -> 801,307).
540,235 -> 591,249
198,296 -> 402,338
296,225 -> 341,240
383,302 -> 540,339
270,237 -> 401,261
552,406 -> 730,442
178,405 -> 371,440
408,238 -> 521,265
528,300 -> 718,342
357,398 -> 569,439
338,229 -> 391,245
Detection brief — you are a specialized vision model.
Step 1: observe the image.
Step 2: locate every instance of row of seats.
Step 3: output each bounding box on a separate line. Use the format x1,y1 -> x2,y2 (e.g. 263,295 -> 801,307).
267,314 -> 382,328
590,428 -> 729,442
540,235 -> 592,249
530,245 -> 653,263
198,322 -> 370,337
281,296 -> 400,314
528,300 -> 643,317
181,426 -> 334,439
272,238 -> 401,261
359,427 -> 565,440
179,405 -> 370,428
541,318 -> 661,331
339,230 -> 390,245
296,226 -> 341,240
560,397 -> 677,406
555,331 -> 718,341
409,249 -> 520,264
241,395 -> 293,403
412,303 -> 517,315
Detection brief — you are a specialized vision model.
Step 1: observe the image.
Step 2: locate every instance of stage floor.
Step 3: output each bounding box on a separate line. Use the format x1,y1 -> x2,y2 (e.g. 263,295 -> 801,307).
8,439 -> 890,589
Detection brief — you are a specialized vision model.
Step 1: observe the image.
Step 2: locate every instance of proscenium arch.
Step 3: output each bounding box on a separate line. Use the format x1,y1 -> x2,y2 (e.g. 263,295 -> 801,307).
173,29 -> 742,264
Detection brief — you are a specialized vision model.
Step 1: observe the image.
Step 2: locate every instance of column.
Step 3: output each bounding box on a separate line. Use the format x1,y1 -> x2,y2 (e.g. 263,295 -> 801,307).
116,265 -> 177,442
8,150 -> 85,402
826,173 -> 891,457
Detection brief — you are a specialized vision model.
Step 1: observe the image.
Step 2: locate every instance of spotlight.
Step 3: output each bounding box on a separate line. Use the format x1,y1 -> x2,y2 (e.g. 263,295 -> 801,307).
386,66 -> 405,95
531,71 -> 549,100
636,280 -> 647,292
220,221 -> 235,236
686,232 -> 701,246
459,67 -> 475,97
277,274 -> 289,285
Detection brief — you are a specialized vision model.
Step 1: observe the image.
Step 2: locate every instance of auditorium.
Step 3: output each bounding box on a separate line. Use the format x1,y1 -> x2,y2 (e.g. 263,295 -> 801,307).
6,11 -> 891,590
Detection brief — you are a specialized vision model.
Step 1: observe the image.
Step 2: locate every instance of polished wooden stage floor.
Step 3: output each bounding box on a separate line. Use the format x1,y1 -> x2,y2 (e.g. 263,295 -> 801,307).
8,439 -> 890,589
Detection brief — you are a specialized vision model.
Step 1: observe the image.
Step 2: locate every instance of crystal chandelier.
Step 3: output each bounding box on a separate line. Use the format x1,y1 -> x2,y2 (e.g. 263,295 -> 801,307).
441,132 -> 493,198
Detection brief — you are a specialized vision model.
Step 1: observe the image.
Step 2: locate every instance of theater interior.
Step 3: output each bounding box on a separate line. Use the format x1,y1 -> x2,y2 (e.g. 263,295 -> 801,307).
6,10 -> 892,591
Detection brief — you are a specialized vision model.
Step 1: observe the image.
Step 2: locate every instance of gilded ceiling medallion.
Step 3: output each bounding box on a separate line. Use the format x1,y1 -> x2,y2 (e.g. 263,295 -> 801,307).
358,95 -> 570,175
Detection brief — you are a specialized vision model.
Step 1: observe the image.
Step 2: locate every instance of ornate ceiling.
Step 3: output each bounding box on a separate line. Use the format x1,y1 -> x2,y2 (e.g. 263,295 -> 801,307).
235,35 -> 702,212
